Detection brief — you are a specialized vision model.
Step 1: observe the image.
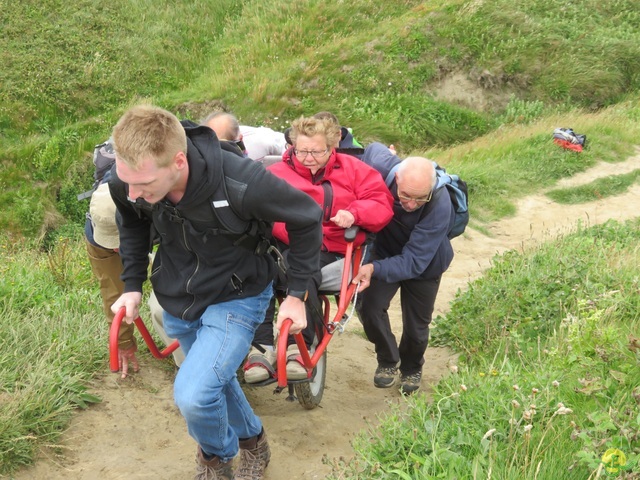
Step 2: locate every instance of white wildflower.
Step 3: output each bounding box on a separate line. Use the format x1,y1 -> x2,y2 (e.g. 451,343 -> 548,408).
482,428 -> 497,440
555,406 -> 573,415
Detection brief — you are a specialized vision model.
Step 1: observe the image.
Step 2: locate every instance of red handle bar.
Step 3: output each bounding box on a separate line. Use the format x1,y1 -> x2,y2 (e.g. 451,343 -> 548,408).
109,307 -> 180,372
274,238 -> 362,387
276,319 -> 313,387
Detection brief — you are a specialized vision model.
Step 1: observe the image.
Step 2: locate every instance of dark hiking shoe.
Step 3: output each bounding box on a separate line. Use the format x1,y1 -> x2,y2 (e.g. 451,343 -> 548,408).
195,447 -> 233,480
400,372 -> 422,395
373,366 -> 398,388
235,429 -> 271,480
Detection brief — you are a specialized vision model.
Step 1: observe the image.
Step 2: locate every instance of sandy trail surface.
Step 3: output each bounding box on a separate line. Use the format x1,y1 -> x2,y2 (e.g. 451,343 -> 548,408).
14,153 -> 640,479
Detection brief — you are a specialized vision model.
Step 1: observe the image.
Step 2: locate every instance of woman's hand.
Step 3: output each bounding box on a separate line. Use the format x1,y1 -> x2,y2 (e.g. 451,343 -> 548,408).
330,209 -> 355,228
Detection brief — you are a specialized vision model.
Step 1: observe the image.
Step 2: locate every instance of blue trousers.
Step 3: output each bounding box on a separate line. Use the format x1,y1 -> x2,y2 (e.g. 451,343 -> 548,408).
163,284 -> 272,461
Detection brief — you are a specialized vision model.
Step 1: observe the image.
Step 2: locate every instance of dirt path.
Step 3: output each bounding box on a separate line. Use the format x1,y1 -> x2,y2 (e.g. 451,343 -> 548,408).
14,154 -> 640,480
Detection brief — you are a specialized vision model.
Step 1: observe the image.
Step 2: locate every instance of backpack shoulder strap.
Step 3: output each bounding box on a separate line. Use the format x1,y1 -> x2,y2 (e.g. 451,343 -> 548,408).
385,163 -> 401,188
320,181 -> 334,222
209,154 -> 272,254
210,155 -> 252,235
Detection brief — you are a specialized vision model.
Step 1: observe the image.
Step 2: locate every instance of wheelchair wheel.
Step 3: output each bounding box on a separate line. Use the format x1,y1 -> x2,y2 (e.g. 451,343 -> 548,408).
294,349 -> 327,410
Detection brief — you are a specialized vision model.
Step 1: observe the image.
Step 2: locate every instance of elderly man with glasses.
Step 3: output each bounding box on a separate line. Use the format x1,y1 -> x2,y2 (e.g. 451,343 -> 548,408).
353,146 -> 455,395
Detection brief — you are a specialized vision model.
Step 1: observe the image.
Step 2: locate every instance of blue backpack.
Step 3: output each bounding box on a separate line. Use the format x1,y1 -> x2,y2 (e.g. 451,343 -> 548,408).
385,162 -> 469,239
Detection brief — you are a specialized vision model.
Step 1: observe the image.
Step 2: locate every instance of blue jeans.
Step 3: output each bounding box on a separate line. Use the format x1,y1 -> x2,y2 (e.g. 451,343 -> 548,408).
163,283 -> 272,461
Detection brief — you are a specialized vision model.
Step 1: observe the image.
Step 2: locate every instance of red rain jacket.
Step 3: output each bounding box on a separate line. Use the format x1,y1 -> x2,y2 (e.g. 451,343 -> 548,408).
268,148 -> 394,253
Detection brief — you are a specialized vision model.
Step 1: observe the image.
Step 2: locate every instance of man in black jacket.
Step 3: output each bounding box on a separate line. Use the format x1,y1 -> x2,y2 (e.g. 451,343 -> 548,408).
108,105 -> 322,480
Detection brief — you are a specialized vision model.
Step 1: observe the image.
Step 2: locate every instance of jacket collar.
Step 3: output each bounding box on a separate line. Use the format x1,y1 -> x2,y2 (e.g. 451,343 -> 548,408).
179,121 -> 224,207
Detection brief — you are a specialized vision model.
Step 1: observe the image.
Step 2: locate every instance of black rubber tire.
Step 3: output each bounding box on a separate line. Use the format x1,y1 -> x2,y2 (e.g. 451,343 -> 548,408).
294,349 -> 327,410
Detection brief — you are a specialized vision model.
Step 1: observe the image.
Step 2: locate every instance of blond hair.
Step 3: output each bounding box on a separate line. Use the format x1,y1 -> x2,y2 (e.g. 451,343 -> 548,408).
289,116 -> 341,149
112,105 -> 187,169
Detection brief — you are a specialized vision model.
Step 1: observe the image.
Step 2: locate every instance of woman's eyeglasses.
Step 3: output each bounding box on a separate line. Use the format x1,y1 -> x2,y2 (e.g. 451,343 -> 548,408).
294,149 -> 329,160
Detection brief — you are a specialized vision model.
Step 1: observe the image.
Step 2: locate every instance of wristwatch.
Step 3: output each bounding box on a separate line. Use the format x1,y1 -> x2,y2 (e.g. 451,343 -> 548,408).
286,289 -> 309,302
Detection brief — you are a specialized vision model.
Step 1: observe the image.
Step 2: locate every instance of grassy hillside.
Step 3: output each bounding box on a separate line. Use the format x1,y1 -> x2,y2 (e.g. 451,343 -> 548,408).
1,0 -> 640,239
1,0 -> 640,476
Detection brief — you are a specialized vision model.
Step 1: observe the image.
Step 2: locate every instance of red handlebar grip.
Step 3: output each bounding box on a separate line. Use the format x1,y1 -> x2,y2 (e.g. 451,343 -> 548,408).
109,306 -> 180,373
276,318 -> 292,387
109,307 -> 126,372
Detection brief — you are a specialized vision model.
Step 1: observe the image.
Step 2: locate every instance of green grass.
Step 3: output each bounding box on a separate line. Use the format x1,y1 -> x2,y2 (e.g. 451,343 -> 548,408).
0,0 -> 241,140
546,169 -> 640,204
0,234 -> 172,473
3,0 -> 640,238
423,105 -> 640,223
0,236 -> 104,470
328,219 -> 640,479
2,0 -> 640,476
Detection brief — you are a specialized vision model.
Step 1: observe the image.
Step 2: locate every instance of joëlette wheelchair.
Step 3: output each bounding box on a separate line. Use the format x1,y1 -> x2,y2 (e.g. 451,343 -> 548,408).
109,226 -> 365,410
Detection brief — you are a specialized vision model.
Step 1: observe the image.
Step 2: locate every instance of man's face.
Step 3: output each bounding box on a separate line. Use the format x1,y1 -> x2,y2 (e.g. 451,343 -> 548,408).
395,172 -> 433,212
116,155 -> 180,205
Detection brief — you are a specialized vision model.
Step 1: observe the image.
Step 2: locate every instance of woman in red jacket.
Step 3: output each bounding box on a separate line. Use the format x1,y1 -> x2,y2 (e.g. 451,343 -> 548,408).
244,115 -> 394,383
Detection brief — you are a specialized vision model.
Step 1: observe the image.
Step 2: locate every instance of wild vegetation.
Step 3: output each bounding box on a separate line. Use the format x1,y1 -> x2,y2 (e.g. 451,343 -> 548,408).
2,0 -> 640,238
1,0 -> 639,477
327,220 -> 640,479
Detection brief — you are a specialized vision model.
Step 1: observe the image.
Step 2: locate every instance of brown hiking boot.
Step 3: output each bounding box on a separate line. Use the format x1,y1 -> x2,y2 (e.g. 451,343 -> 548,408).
234,429 -> 271,480
195,447 -> 234,480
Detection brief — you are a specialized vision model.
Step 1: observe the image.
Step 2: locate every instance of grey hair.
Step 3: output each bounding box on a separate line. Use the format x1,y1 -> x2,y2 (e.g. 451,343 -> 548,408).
201,111 -> 241,141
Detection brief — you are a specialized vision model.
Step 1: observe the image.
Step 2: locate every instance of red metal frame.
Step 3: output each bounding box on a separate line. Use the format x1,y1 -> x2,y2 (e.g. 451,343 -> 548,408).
109,239 -> 363,384
275,239 -> 362,388
109,309 -> 180,373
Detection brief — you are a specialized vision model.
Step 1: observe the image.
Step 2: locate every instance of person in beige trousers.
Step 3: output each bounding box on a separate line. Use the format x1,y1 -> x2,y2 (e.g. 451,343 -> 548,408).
85,182 -> 184,377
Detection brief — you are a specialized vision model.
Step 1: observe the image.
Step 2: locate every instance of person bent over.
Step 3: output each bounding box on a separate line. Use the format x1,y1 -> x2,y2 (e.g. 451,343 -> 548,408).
353,156 -> 454,395
108,105 -> 322,479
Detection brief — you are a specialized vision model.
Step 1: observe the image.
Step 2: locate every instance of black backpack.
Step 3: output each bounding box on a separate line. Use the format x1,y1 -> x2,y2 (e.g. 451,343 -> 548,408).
77,139 -> 116,201
82,135 -> 270,253
119,147 -> 272,255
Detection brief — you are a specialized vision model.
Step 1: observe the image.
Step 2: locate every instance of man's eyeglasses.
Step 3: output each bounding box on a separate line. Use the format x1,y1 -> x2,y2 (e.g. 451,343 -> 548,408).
294,148 -> 329,160
397,189 -> 433,204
